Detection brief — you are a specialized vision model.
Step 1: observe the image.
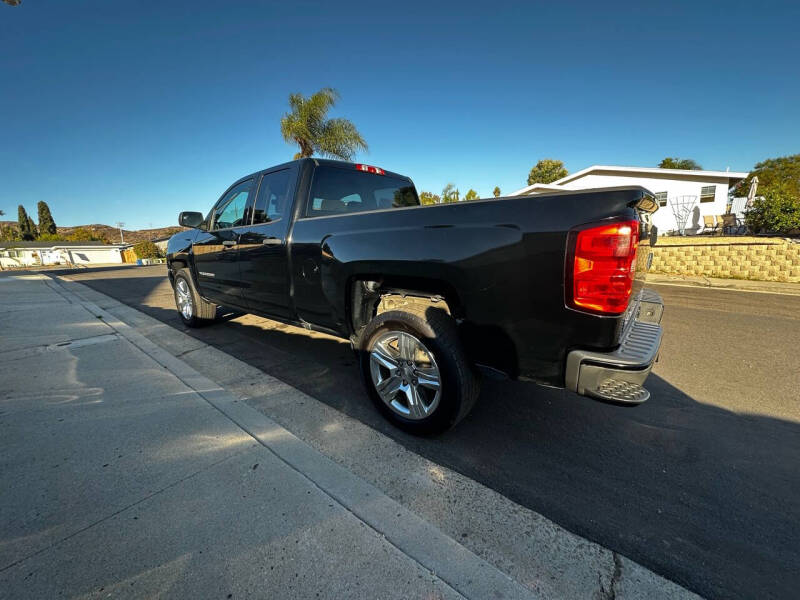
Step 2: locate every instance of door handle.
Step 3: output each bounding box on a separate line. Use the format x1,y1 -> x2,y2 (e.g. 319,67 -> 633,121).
222,240 -> 238,248
262,237 -> 282,246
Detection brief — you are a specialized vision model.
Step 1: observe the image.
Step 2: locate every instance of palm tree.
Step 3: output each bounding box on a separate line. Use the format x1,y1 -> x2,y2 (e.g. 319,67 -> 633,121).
280,88 -> 367,161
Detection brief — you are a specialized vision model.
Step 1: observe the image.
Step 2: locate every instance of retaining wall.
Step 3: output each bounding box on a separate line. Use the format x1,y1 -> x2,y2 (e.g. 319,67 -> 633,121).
650,237 -> 800,282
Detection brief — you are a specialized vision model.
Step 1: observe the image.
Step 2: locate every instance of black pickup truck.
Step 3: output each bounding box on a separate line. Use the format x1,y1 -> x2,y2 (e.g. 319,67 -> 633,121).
167,158 -> 664,433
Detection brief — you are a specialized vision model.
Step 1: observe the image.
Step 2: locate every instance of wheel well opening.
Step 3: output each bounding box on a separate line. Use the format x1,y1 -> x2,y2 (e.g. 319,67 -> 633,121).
349,277 -> 460,341
168,260 -> 187,286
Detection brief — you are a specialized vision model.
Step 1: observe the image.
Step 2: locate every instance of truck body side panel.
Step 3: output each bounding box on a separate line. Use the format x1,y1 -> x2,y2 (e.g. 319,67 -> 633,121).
290,187 -> 654,385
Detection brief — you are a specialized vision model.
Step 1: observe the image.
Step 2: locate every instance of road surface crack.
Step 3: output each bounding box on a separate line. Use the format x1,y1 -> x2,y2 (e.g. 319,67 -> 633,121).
597,552 -> 622,600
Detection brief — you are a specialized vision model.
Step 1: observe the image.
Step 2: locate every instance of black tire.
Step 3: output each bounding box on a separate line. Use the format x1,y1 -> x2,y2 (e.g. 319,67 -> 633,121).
358,306 -> 480,434
172,268 -> 217,327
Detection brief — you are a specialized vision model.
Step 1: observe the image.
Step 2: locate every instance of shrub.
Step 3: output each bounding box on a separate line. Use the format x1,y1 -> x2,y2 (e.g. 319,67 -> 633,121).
0,224 -> 22,242
133,241 -> 163,259
744,189 -> 800,234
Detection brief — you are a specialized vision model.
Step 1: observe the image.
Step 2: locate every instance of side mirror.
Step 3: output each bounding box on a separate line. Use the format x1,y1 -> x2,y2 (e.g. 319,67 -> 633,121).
179,211 -> 204,228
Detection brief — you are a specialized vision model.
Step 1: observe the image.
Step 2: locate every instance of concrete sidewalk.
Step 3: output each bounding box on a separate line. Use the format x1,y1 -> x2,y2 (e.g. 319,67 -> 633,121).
0,274 -> 530,599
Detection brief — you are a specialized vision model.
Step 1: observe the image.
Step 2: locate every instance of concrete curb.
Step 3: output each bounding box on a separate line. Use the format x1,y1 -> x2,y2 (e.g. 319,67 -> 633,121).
648,273 -> 800,296
45,276 -> 535,600
53,274 -> 701,599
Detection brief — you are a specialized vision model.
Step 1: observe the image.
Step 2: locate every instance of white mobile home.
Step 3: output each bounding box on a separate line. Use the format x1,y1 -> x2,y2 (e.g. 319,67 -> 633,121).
0,241 -> 130,269
512,166 -> 749,235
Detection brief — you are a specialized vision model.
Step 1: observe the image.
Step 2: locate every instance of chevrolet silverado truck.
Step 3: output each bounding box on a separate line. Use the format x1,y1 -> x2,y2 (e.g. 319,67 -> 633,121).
166,158 -> 664,433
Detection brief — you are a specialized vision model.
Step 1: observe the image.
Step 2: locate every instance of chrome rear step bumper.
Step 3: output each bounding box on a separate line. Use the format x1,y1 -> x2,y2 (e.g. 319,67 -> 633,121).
565,290 -> 664,405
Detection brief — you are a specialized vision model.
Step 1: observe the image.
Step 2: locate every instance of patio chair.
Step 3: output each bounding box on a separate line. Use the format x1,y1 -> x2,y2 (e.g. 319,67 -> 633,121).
721,214 -> 738,235
701,215 -> 719,234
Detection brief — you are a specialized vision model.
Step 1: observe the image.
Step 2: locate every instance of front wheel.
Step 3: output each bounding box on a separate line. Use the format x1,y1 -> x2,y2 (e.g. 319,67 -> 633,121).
173,268 -> 217,327
358,307 -> 480,434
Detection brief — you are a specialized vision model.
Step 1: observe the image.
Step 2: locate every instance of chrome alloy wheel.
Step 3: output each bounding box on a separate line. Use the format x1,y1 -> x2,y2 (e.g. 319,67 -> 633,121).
175,278 -> 193,320
369,330 -> 441,420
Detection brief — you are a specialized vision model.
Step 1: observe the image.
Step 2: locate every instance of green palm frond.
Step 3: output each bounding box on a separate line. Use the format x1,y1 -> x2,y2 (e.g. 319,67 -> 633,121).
318,118 -> 367,161
280,88 -> 366,160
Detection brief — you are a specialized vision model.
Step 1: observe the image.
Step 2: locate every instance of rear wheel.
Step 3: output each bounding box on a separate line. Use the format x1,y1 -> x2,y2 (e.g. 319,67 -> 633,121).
359,306 -> 480,434
173,269 -> 216,327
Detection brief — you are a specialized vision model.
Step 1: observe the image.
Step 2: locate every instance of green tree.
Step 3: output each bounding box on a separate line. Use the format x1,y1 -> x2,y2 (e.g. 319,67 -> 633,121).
493,186 -> 501,198
737,154 -> 800,201
37,201 -> 57,235
133,241 -> 163,259
419,191 -> 440,205
37,232 -> 63,242
17,205 -> 35,240
441,183 -> 459,203
739,154 -> 800,234
464,189 -> 479,201
658,157 -> 703,170
66,227 -> 108,243
280,87 -> 367,160
527,159 -> 568,185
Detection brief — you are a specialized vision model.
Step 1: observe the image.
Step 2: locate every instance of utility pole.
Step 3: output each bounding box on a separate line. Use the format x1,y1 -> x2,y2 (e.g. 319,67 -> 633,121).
115,222 -> 125,244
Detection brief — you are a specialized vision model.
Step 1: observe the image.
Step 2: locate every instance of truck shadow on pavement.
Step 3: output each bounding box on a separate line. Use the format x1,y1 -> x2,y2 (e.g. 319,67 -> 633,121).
61,270 -> 800,600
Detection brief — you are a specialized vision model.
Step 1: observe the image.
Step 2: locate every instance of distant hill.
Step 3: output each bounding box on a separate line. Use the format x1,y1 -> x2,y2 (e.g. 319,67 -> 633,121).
0,222 -> 186,244
55,224 -> 187,244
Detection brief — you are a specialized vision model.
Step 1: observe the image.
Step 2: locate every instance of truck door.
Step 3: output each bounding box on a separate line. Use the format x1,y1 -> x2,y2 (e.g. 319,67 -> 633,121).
192,178 -> 254,307
237,167 -> 295,319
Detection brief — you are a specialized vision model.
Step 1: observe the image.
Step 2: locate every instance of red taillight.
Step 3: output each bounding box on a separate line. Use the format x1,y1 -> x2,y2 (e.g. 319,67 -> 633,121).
567,220 -> 639,315
355,163 -> 385,175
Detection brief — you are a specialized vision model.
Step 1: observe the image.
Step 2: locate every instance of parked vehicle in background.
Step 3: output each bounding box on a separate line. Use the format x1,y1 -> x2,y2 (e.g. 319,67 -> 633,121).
167,158 -> 664,433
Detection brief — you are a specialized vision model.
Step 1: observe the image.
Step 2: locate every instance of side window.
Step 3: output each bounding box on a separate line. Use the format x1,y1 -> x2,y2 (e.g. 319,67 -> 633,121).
252,169 -> 291,224
211,180 -> 253,230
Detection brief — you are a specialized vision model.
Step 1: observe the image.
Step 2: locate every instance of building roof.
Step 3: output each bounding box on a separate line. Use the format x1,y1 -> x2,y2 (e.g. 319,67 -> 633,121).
0,241 -> 128,250
513,183 -> 569,194
512,165 -> 750,196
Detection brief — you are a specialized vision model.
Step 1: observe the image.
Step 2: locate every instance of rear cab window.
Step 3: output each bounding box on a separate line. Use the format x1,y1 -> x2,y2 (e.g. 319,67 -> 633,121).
306,166 -> 419,217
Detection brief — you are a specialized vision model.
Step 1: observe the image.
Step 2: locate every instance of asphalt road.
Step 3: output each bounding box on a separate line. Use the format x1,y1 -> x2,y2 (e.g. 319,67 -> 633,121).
58,265 -> 800,600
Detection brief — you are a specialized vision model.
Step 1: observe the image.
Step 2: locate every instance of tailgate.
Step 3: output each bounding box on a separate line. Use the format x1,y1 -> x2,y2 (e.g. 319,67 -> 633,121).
621,194 -> 659,336
633,193 -> 659,296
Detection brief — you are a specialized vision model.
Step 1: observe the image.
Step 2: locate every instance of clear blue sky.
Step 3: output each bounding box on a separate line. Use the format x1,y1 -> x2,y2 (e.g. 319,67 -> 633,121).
1,0 -> 798,229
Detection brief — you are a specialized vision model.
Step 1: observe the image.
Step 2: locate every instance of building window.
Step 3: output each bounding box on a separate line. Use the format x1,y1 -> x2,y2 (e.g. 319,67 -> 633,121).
655,191 -> 668,207
700,185 -> 716,203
